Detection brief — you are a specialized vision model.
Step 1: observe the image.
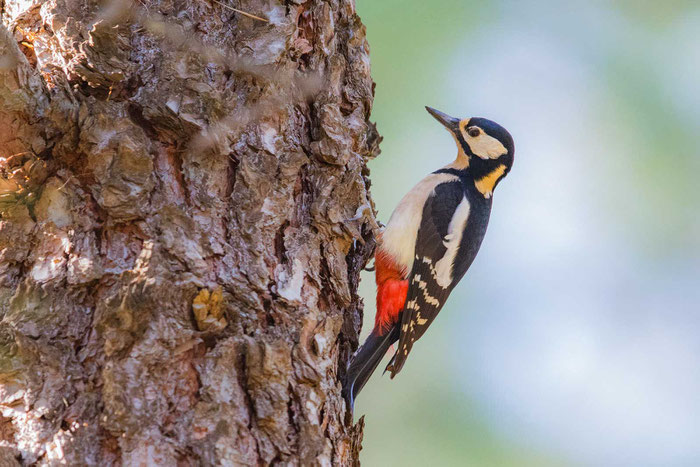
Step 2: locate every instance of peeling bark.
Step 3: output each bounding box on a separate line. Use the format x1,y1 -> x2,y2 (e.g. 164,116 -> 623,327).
0,0 -> 378,464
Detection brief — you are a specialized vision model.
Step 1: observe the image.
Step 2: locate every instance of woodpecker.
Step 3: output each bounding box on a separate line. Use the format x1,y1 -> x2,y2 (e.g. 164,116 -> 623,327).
343,106 -> 514,410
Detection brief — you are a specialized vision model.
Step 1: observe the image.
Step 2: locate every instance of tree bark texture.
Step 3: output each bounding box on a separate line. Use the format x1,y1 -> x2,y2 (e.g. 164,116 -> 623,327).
0,0 -> 380,464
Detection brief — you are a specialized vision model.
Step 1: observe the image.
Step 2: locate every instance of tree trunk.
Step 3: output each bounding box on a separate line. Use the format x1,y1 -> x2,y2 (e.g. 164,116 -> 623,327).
0,0 -> 379,464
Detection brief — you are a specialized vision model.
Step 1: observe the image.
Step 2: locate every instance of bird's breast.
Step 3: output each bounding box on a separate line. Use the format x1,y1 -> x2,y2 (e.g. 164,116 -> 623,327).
380,172 -> 461,274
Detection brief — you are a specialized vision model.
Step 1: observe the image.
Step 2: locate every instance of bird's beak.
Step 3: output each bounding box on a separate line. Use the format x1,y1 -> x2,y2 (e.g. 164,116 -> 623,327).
425,106 -> 459,131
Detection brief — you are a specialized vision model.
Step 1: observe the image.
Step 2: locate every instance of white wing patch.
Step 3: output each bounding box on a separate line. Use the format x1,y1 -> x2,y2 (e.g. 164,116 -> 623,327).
380,173 -> 459,274
434,196 -> 471,288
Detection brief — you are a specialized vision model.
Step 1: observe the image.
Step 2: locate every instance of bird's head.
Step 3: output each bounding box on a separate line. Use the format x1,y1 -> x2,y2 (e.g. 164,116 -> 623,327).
426,106 -> 514,198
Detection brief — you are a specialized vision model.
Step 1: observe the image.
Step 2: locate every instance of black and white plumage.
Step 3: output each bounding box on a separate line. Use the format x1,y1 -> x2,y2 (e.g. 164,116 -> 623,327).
388,175 -> 494,376
343,106 -> 514,409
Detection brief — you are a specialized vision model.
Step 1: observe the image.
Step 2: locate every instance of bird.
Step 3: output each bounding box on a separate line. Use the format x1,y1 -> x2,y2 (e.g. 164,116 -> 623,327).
343,106 -> 515,411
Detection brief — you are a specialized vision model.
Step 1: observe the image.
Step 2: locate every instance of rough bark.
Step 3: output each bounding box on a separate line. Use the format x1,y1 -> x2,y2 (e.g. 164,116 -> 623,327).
0,0 -> 379,464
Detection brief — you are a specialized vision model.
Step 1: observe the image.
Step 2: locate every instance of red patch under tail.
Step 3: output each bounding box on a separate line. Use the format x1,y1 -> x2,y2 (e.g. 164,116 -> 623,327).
374,249 -> 408,335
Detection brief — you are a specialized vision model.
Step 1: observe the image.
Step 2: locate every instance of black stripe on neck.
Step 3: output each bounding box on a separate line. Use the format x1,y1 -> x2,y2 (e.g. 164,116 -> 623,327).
433,168 -> 467,177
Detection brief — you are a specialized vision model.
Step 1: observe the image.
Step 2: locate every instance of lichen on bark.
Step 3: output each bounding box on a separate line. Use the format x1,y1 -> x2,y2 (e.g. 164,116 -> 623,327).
0,0 -> 379,464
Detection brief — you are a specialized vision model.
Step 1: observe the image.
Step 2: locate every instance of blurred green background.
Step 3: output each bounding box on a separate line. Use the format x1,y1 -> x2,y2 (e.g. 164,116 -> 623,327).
354,1 -> 700,466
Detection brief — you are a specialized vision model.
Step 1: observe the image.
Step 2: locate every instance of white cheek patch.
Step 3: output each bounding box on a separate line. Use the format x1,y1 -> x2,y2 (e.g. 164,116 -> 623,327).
466,132 -> 507,160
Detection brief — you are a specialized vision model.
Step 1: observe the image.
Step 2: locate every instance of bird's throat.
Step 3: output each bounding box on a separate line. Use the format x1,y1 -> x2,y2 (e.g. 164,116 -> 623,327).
447,149 -> 470,170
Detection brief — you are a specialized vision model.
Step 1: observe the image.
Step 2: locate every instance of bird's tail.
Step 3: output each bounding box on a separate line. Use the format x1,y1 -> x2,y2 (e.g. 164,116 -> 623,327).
343,326 -> 400,412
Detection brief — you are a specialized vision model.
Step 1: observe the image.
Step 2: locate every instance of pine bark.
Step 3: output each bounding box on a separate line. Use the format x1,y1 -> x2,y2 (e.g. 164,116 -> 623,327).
0,0 -> 379,464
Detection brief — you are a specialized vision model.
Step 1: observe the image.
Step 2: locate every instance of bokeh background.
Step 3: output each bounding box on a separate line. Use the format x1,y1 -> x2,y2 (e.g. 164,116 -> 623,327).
354,1 -> 700,465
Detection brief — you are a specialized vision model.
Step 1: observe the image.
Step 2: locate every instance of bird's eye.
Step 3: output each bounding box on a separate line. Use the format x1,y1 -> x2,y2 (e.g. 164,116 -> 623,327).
467,127 -> 481,137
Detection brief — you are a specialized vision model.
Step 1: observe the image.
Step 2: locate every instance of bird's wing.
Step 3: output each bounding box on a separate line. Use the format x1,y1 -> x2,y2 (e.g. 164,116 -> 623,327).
388,180 -> 468,377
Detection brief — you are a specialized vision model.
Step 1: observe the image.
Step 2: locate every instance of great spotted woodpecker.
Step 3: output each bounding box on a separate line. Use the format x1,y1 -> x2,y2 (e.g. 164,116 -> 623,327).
344,106 -> 514,410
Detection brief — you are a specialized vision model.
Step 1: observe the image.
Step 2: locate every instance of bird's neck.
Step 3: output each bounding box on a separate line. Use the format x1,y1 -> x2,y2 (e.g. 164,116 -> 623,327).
445,146 -> 470,170
443,152 -> 507,199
